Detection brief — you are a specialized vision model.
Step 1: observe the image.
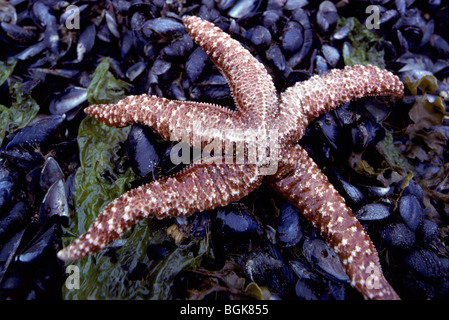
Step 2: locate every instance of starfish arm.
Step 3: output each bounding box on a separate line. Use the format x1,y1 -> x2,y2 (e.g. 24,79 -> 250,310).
85,95 -> 249,149
57,159 -> 263,261
182,16 -> 278,124
277,65 -> 404,144
267,144 -> 400,300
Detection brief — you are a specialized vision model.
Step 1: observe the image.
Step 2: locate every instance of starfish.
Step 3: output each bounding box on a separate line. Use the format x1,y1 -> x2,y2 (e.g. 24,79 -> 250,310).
57,16 -> 404,300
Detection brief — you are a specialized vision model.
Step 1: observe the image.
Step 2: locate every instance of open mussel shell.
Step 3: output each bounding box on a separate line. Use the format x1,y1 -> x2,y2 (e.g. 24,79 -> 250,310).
302,238 -> 349,283
40,178 -> 69,223
239,244 -> 296,298
16,223 -> 62,265
39,157 -> 64,193
49,87 -> 87,120
223,0 -> 263,19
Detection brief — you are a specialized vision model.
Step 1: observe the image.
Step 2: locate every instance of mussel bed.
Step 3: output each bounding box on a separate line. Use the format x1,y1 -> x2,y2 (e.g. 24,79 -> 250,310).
0,0 -> 449,300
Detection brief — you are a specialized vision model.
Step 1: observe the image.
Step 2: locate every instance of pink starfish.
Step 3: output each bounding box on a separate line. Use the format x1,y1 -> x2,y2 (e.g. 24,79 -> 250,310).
58,16 -> 403,300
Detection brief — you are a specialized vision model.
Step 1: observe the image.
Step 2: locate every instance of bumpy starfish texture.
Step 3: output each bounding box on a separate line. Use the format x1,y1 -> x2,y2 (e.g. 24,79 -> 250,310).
58,16 -> 404,300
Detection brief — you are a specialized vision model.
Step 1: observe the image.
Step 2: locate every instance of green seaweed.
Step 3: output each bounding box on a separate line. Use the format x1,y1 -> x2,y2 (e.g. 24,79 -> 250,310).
404,74 -> 439,97
68,57 -> 135,238
338,17 -> 386,68
0,57 -> 16,85
0,58 -> 40,145
373,74 -> 446,186
64,216 -> 207,299
403,75 -> 446,162
376,130 -> 416,175
70,116 -> 136,238
63,58 -> 207,299
86,57 -> 132,105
